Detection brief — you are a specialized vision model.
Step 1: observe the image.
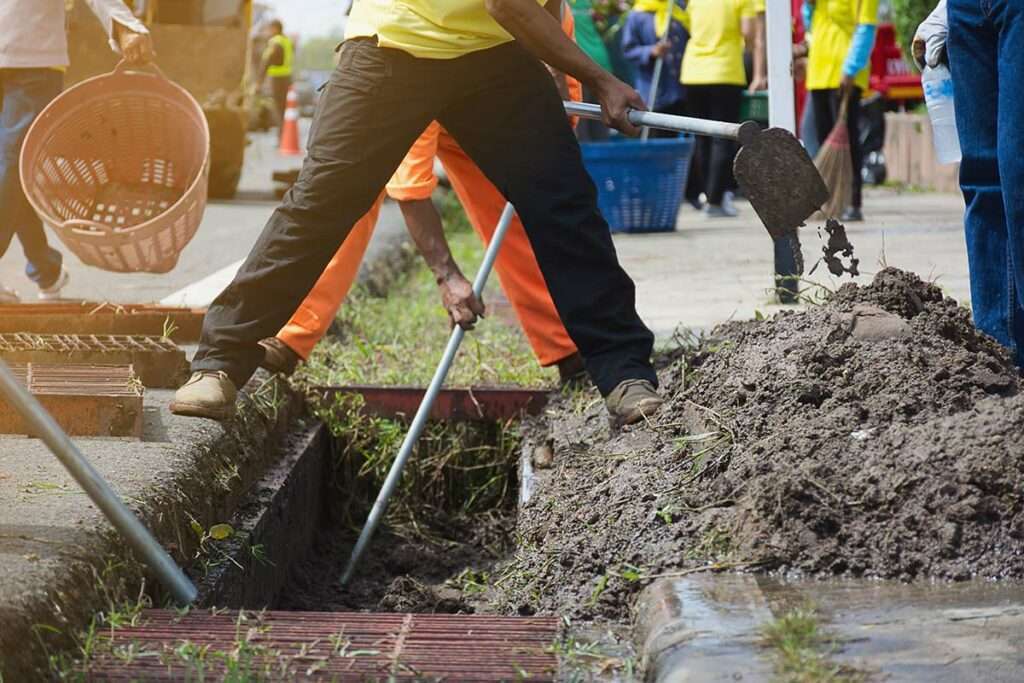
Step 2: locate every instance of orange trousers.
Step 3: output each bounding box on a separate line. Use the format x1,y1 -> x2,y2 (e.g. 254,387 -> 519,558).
276,126 -> 578,367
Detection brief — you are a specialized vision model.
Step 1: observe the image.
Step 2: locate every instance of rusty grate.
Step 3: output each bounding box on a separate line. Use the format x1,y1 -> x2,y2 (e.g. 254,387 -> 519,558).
86,610 -> 560,681
0,302 -> 205,341
315,385 -> 551,422
1,364 -> 144,437
0,334 -> 188,388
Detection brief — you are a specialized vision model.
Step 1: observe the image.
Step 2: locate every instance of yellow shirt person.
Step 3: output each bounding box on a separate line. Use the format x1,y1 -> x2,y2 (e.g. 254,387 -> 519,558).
680,0 -> 759,87
347,0 -> 544,59
806,0 -> 881,91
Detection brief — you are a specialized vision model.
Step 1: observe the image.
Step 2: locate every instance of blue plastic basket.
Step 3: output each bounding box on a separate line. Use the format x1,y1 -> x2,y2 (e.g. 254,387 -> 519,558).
581,135 -> 694,233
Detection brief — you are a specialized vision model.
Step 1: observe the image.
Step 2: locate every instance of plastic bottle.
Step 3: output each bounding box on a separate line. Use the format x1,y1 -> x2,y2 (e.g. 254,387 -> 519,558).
921,65 -> 962,165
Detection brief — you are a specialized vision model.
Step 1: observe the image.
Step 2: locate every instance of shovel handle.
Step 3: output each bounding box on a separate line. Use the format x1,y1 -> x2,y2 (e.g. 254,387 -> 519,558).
564,101 -> 760,144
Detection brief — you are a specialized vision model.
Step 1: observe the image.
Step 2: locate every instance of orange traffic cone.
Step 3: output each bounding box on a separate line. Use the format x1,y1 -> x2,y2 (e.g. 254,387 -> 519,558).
278,86 -> 302,156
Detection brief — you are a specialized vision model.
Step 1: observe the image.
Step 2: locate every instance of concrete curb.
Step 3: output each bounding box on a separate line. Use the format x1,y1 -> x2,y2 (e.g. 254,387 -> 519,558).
634,574 -> 774,682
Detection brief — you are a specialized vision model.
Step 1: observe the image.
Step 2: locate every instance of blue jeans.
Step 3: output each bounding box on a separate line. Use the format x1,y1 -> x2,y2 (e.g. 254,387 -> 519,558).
0,68 -> 63,287
948,0 -> 1024,366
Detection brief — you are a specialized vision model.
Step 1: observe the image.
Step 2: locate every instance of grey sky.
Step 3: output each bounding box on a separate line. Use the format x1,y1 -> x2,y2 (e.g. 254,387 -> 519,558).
262,0 -> 349,39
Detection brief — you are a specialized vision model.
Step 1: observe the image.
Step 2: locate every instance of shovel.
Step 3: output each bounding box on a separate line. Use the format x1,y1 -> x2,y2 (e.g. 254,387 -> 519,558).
565,102 -> 828,238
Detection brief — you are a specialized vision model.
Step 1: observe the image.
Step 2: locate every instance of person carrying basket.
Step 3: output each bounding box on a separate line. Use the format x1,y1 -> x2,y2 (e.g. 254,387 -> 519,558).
0,0 -> 154,302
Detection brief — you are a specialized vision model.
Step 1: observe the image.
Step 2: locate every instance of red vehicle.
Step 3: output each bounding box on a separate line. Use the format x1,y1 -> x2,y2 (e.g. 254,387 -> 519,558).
869,23 -> 924,106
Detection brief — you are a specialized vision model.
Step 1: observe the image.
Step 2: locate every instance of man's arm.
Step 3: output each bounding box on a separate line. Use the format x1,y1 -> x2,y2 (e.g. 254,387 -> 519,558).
746,13 -> 768,92
399,199 -> 486,330
260,43 -> 285,82
487,0 -> 647,135
83,0 -> 154,64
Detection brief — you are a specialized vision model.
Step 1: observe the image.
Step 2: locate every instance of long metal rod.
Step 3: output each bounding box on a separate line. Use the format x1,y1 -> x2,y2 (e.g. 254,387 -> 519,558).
0,359 -> 197,605
341,202 -> 518,585
640,0 -> 678,142
564,101 -> 753,141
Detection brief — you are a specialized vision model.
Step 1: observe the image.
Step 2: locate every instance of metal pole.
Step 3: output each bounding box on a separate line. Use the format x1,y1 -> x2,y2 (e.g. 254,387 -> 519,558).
565,101 -> 756,142
766,0 -> 797,132
0,360 -> 197,605
341,202 -> 518,585
640,0 -> 678,142
765,0 -> 803,301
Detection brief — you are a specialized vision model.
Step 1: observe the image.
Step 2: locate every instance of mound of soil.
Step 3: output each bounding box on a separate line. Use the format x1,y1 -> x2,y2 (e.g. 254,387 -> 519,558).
491,269 -> 1024,621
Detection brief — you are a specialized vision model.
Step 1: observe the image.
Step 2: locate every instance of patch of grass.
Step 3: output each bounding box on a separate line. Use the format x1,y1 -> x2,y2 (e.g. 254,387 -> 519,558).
761,605 -> 869,683
312,392 -> 521,530
295,195 -> 555,389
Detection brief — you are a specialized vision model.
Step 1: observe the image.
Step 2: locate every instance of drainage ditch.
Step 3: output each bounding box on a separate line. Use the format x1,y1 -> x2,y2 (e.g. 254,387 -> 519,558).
197,398 -> 526,621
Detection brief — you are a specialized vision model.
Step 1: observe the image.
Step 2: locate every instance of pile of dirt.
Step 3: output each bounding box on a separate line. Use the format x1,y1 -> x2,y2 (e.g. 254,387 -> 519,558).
490,269 -> 1024,621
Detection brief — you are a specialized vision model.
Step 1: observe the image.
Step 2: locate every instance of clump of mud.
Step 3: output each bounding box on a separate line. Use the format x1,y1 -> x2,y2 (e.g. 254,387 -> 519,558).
492,269 -> 1024,621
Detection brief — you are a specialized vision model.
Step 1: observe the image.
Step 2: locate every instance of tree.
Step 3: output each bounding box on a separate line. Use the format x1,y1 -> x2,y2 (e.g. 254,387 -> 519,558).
890,0 -> 936,65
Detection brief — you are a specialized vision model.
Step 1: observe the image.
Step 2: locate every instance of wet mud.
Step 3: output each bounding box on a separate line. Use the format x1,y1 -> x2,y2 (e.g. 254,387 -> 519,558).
490,269 -> 1024,621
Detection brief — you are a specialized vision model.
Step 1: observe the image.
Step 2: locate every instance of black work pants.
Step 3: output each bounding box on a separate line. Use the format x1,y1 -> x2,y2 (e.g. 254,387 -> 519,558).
193,39 -> 656,396
811,87 -> 863,210
684,84 -> 742,206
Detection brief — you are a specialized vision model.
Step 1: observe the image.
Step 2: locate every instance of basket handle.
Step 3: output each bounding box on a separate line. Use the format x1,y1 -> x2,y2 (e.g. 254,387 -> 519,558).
113,58 -> 169,81
62,218 -> 110,235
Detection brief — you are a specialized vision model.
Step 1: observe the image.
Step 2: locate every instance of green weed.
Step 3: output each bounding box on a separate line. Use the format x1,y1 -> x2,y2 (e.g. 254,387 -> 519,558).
761,605 -> 869,683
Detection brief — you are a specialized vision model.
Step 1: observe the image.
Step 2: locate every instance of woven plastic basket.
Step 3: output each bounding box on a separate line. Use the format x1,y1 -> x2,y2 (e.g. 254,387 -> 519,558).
581,135 -> 694,233
20,61 -> 209,273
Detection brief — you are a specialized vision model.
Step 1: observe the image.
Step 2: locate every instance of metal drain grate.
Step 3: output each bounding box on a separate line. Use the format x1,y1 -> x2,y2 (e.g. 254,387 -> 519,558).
86,610 -> 560,681
0,302 -> 205,341
0,334 -> 187,388
1,364 -> 144,437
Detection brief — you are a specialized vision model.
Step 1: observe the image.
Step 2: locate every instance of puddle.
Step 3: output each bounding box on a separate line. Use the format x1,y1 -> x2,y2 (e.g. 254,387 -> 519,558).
642,573 -> 1024,681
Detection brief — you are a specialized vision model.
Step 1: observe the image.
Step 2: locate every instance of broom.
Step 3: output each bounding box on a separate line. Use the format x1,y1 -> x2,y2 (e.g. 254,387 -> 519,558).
813,87 -> 854,219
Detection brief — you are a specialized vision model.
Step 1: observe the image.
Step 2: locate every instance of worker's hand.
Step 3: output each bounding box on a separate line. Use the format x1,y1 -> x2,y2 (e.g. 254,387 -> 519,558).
913,1 -> 948,70
651,40 -> 671,59
840,72 -> 856,91
594,74 -> 647,137
115,23 -> 155,64
748,75 -> 768,93
439,273 -> 486,330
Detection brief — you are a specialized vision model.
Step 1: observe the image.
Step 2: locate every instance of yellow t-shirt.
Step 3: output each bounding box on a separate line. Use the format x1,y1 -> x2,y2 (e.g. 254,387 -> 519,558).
680,0 -> 758,86
346,0 -> 543,59
806,0 -> 880,91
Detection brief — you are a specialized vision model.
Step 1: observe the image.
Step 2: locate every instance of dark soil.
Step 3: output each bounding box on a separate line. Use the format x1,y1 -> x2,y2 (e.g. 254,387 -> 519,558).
277,508 -> 513,614
489,269 -> 1024,622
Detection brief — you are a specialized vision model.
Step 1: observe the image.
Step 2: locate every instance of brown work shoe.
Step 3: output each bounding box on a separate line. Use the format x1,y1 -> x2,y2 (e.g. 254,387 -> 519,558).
169,371 -> 237,420
556,352 -> 587,387
605,379 -> 664,427
259,337 -> 301,376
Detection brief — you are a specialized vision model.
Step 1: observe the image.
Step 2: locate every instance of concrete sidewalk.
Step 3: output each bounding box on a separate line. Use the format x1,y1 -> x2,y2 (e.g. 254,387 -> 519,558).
616,188 -> 968,340
0,211 -> 413,679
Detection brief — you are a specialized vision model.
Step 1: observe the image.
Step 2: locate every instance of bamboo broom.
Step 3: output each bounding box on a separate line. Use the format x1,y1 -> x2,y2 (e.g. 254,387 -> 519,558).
814,88 -> 854,219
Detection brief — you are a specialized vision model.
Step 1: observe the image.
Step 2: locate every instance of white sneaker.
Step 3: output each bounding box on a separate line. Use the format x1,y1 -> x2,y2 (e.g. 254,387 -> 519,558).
37,268 -> 69,301
0,284 -> 20,304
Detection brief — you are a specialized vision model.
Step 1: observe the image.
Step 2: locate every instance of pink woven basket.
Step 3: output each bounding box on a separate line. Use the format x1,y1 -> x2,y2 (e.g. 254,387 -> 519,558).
20,61 -> 209,274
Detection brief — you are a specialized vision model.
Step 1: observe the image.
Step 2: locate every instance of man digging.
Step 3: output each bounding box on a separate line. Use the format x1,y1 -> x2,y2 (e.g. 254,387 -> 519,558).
171,0 -> 665,426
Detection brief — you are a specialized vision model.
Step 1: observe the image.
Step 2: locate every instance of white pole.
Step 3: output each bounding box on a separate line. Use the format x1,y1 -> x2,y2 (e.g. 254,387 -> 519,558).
766,0 -> 796,133
340,203 -> 518,585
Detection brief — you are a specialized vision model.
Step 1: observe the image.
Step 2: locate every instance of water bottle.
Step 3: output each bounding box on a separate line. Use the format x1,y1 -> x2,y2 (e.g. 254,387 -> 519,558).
921,65 -> 962,165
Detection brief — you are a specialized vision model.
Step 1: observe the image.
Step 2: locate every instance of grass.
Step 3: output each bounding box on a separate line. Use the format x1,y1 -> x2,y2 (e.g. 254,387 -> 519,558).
295,193 -> 556,389
761,606 -> 869,683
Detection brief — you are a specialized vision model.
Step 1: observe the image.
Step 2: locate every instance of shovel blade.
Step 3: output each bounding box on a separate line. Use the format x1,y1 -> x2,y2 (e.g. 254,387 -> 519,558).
733,127 -> 829,240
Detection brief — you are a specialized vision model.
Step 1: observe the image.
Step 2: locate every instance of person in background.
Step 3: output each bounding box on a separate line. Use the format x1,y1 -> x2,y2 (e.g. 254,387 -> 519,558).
915,0 -> 1024,368
680,0 -> 765,218
260,6 -> 586,385
566,0 -> 614,141
0,0 -> 153,303
621,1 -> 689,128
259,19 -> 293,134
803,0 -> 879,223
171,0 -> 667,428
